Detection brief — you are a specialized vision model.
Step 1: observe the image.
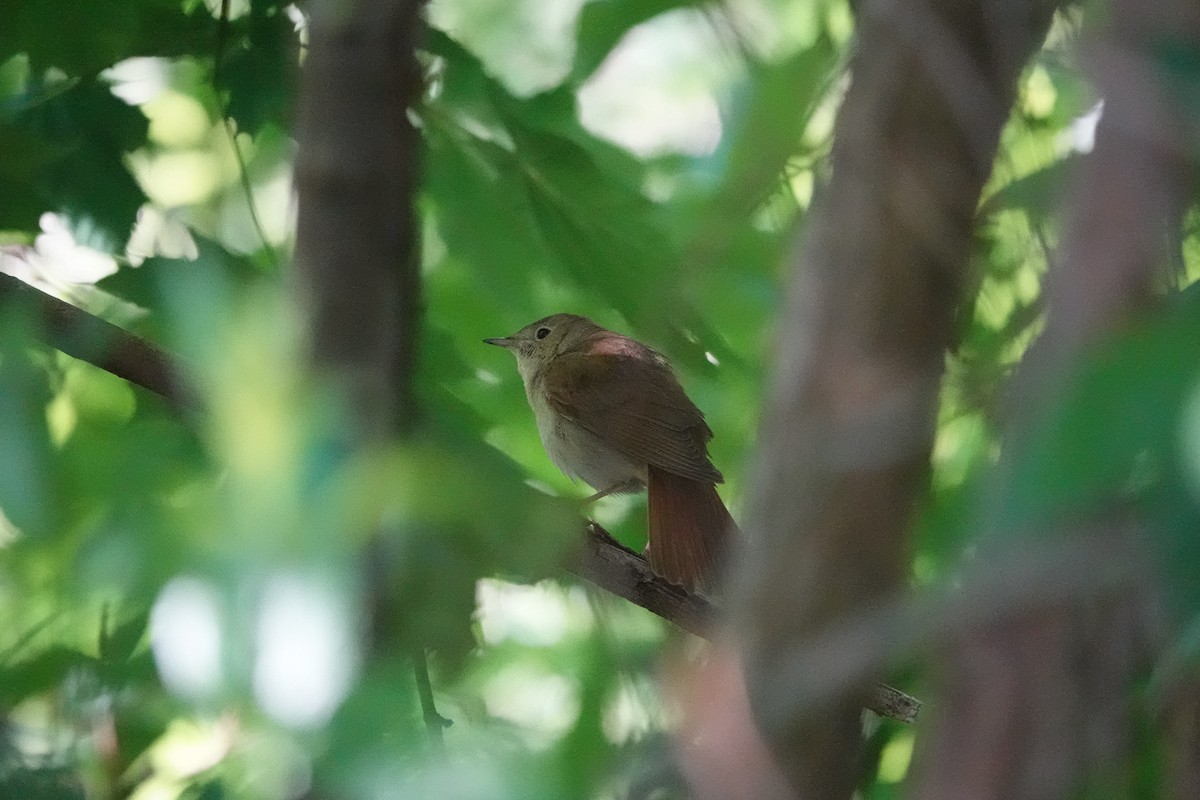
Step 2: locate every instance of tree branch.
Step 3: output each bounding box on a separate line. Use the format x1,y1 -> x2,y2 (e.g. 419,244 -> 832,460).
0,271 -> 193,412
0,273 -> 922,723
575,523 -> 920,723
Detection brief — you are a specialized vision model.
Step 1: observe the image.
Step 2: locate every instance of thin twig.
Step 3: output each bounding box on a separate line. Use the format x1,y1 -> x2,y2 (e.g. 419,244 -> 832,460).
221,116 -> 278,265
0,613 -> 59,665
212,0 -> 279,266
215,0 -> 232,82
411,649 -> 449,749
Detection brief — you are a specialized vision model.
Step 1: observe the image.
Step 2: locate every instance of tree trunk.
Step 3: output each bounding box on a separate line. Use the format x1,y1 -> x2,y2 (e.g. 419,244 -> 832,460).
730,1 -> 1060,797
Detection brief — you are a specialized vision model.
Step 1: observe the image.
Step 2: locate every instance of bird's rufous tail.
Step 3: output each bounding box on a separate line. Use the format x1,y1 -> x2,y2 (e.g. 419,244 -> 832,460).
646,465 -> 737,593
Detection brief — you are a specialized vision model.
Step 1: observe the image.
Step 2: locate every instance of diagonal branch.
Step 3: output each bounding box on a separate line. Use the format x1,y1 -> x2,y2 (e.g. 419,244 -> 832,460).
0,271 -> 193,412
575,522 -> 920,723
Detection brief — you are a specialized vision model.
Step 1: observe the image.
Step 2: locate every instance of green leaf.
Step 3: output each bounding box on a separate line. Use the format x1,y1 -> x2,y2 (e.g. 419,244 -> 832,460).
994,289 -> 1200,535
423,121 -> 555,312
97,234 -> 259,339
425,33 -> 728,369
0,121 -> 68,231
216,8 -> 299,134
0,309 -> 59,538
316,661 -> 423,795
674,35 -> 838,295
980,155 -> 1080,222
99,608 -> 149,672
1152,476 -> 1200,621
709,36 -> 837,205
0,646 -> 90,705
180,780 -> 230,800
8,77 -> 149,250
1,0 -> 214,76
502,118 -> 722,369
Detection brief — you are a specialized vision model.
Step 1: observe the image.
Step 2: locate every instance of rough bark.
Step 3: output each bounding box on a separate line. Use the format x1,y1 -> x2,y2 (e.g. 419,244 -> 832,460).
729,1 -> 1060,797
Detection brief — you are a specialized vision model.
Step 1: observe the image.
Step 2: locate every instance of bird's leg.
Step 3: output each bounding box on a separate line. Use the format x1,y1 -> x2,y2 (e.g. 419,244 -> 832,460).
581,478 -> 642,505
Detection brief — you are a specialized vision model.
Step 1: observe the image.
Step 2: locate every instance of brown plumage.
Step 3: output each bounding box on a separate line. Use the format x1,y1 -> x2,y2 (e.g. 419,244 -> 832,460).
485,313 -> 737,592
645,465 -> 737,591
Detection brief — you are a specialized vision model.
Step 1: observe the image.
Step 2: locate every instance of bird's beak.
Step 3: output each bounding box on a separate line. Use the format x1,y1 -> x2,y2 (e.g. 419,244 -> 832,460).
483,337 -> 514,348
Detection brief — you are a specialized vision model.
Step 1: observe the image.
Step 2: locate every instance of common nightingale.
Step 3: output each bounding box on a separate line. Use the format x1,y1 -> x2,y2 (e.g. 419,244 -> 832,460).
485,313 -> 736,592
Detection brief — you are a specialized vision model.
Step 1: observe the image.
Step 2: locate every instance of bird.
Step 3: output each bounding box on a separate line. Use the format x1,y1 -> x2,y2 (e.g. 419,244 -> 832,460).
485,313 -> 737,592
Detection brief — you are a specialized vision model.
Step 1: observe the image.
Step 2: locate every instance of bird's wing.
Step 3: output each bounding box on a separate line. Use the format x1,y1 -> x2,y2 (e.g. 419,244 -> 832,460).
543,335 -> 723,484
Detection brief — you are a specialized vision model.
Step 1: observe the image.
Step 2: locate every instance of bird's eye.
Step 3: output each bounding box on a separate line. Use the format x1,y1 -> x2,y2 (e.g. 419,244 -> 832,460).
535,327 -> 551,339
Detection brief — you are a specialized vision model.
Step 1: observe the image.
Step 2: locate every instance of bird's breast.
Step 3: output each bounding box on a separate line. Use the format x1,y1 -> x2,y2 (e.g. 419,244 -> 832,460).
527,387 -> 644,492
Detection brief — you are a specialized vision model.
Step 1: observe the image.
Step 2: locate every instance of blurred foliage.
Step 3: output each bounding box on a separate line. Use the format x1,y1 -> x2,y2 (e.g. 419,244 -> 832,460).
0,1 -> 1198,799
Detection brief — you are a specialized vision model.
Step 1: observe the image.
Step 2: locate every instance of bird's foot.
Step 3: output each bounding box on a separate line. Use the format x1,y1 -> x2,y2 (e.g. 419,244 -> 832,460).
581,478 -> 643,505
